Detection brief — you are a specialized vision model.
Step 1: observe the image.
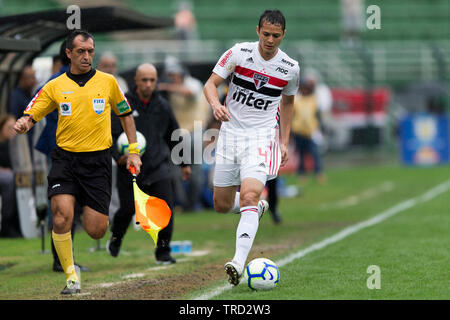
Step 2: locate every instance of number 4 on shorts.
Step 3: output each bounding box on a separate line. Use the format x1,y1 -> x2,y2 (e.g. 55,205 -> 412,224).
258,148 -> 268,163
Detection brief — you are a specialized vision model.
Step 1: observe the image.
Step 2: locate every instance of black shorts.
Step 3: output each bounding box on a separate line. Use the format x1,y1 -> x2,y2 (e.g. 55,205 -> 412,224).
48,146 -> 112,215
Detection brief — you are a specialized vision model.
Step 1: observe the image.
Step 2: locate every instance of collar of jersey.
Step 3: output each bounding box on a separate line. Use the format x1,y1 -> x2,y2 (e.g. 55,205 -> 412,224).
66,68 -> 96,87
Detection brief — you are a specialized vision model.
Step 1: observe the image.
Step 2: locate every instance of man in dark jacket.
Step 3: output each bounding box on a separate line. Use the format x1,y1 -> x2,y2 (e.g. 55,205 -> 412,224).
107,63 -> 191,264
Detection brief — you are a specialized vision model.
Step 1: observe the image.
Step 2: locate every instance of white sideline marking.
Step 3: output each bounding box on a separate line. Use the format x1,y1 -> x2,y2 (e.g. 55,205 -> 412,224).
319,181 -> 395,210
186,250 -> 210,257
122,273 -> 145,279
148,265 -> 175,271
96,282 -> 116,288
91,250 -> 209,290
75,292 -> 91,296
193,180 -> 450,300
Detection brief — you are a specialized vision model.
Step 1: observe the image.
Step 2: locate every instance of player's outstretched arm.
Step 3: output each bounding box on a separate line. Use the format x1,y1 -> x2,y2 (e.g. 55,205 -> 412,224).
203,73 -> 230,122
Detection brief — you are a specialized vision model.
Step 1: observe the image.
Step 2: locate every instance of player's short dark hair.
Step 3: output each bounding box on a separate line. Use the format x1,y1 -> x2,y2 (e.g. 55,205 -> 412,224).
258,10 -> 286,30
66,30 -> 94,50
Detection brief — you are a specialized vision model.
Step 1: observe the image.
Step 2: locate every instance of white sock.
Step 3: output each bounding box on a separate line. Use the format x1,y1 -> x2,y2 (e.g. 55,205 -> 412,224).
230,192 -> 240,214
232,206 -> 259,269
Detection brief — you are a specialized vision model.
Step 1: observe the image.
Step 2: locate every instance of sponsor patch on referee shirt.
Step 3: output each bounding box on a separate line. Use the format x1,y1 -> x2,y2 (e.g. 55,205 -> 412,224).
117,100 -> 131,114
59,102 -> 72,116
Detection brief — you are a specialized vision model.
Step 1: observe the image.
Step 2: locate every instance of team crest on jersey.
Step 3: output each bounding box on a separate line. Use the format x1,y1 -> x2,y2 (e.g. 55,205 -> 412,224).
59,102 -> 72,116
253,73 -> 269,90
93,98 -> 105,115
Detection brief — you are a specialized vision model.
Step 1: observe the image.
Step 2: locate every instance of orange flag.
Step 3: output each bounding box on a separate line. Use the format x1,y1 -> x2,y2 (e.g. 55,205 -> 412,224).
130,166 -> 172,247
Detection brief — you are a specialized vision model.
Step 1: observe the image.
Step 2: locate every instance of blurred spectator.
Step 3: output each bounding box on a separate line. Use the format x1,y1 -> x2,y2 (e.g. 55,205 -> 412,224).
97,51 -> 129,92
174,1 -> 198,40
0,114 -> 21,238
340,0 -> 364,47
292,78 -> 327,185
427,95 -> 446,115
35,41 -> 70,158
8,65 -> 37,155
8,65 -> 37,119
303,68 -> 333,152
51,54 -> 63,75
266,178 -> 283,225
158,56 -> 210,212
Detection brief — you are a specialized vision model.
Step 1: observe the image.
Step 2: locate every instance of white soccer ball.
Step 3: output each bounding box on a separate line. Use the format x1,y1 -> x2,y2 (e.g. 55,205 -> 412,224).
117,131 -> 146,156
244,258 -> 280,290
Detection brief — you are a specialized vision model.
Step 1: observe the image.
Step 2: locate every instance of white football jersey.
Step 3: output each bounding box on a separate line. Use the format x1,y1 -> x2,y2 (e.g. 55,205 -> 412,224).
213,41 -> 300,130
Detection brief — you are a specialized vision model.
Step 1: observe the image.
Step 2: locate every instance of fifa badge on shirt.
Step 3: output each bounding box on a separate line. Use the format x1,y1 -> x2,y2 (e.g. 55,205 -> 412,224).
59,102 -> 72,116
93,98 -> 106,115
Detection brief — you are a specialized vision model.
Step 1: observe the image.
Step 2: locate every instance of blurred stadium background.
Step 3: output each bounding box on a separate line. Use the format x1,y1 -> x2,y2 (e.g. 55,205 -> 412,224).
1,0 -> 449,158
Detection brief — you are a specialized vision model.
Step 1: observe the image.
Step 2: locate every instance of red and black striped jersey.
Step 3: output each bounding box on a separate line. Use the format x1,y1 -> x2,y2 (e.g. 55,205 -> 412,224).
213,41 -> 299,130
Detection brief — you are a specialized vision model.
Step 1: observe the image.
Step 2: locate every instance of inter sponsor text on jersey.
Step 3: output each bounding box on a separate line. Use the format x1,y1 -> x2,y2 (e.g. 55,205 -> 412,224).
213,41 -> 300,130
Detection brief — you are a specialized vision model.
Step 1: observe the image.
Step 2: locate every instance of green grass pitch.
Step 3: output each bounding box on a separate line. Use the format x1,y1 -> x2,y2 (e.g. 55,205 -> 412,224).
1,164 -> 449,300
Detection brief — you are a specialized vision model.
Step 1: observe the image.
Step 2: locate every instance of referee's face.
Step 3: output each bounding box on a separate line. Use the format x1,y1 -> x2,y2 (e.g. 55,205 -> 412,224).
256,21 -> 285,59
67,35 -> 95,74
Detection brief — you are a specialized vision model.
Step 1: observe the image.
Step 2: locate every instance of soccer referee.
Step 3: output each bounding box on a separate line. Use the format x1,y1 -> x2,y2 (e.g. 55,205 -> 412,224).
13,30 -> 142,295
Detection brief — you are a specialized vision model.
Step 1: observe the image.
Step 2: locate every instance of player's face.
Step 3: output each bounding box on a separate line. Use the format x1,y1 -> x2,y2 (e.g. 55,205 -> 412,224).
67,35 -> 95,74
135,67 -> 158,99
256,22 -> 285,59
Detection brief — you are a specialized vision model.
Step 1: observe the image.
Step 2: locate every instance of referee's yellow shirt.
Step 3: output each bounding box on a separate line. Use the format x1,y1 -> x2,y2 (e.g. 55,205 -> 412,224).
24,70 -> 131,152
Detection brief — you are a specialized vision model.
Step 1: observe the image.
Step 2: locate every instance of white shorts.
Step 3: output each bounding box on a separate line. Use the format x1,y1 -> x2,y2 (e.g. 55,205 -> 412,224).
213,128 -> 281,187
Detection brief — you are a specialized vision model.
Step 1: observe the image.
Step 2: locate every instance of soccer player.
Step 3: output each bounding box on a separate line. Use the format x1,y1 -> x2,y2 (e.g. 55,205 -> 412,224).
13,30 -> 142,294
203,9 -> 300,285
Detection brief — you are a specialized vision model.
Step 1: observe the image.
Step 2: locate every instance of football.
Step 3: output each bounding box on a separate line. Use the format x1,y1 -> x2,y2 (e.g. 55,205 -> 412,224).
117,131 -> 146,156
244,258 -> 280,290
